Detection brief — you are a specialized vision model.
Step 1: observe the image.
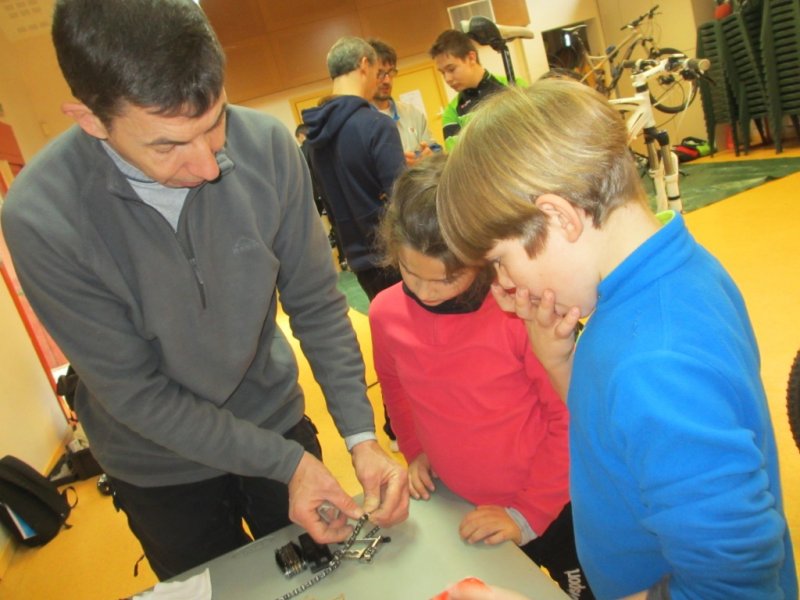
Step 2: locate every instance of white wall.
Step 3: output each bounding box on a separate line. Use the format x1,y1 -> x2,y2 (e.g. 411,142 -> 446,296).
0,271 -> 70,570
520,0 -> 609,79
0,26 -> 73,576
0,27 -> 72,162
0,278 -> 66,465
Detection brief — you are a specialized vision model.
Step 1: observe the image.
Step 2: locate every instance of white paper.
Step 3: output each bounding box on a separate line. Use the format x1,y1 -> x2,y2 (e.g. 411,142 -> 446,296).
133,568 -> 212,600
1,503 -> 35,539
398,90 -> 427,118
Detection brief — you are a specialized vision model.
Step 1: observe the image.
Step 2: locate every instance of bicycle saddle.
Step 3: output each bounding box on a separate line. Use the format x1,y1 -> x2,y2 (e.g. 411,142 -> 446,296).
461,16 -> 533,51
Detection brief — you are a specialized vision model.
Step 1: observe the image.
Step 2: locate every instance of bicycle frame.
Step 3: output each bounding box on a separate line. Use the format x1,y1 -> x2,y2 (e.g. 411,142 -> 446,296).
559,5 -> 660,96
610,61 -> 682,213
577,27 -> 646,90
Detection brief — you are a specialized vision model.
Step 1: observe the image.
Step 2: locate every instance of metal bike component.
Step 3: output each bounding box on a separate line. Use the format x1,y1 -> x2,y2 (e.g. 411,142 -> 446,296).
461,16 -> 534,85
547,4 -> 700,113
610,56 -> 710,213
273,513 -> 390,600
275,541 -> 306,578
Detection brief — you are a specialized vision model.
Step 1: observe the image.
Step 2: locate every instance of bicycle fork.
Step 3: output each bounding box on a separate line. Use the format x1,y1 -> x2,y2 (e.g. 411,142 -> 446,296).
643,127 -> 683,213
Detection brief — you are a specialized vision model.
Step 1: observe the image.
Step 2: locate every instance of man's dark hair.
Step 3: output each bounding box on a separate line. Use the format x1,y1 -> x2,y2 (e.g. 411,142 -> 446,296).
429,29 -> 478,60
367,38 -> 397,66
295,123 -> 310,138
52,0 -> 226,127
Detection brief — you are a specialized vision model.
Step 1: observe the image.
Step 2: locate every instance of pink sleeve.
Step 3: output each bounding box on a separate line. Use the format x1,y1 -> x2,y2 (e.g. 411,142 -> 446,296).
510,327 -> 571,536
369,309 -> 424,462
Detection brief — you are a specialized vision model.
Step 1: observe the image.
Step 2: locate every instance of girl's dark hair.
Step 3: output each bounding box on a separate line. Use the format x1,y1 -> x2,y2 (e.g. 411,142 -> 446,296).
52,0 -> 225,127
379,154 -> 494,304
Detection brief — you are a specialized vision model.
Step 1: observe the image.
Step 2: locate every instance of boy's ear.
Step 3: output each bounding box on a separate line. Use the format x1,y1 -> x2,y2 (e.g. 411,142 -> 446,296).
61,102 -> 110,140
534,193 -> 584,242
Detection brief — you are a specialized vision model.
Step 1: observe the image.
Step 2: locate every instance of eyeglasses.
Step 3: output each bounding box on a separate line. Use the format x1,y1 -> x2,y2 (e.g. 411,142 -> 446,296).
377,68 -> 398,80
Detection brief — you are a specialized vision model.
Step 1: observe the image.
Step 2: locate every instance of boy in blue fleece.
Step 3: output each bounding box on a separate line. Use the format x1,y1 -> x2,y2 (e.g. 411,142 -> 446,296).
436,79 -> 796,600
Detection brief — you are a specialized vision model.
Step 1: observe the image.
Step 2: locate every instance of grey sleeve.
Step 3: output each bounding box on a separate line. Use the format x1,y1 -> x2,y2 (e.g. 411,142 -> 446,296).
271,126 -> 376,439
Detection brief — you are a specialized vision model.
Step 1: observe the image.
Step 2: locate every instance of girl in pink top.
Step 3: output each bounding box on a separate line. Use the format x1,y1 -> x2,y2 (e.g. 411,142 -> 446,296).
370,155 -> 593,599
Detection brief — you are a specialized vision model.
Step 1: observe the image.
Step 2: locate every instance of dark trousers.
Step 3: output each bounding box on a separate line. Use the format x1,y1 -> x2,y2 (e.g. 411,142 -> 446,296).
109,416 -> 322,580
354,266 -> 402,302
521,503 -> 595,600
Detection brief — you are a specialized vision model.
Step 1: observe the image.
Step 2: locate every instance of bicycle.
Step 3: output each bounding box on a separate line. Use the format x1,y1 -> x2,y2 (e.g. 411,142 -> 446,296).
788,349 -> 800,453
610,55 -> 710,214
547,4 -> 698,114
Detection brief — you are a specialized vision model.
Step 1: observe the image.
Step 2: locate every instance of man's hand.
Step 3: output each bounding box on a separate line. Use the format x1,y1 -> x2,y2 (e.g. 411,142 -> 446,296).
408,452 -> 437,500
459,505 -> 521,546
404,142 -> 435,166
491,284 -> 580,399
288,452 -> 363,544
351,439 -> 409,527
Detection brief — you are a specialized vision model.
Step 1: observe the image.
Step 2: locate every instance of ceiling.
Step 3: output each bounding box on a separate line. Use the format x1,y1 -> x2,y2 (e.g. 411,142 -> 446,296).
0,0 -> 53,43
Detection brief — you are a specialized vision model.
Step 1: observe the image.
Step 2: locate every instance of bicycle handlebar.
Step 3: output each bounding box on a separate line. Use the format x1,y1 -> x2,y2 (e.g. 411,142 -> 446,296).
622,55 -> 710,75
685,57 -> 711,72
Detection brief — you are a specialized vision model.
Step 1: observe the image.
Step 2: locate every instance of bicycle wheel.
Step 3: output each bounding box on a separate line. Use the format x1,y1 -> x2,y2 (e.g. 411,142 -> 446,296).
788,349 -> 800,453
647,46 -> 699,114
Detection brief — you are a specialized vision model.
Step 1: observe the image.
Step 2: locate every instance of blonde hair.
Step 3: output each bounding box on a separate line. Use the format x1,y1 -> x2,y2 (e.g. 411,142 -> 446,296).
437,78 -> 646,263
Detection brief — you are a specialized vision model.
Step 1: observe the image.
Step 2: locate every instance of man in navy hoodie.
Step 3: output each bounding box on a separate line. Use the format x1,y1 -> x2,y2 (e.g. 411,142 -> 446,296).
303,37 -> 406,300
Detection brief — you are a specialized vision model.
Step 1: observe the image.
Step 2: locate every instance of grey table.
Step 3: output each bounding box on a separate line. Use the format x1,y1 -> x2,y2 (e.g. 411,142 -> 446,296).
170,485 -> 568,599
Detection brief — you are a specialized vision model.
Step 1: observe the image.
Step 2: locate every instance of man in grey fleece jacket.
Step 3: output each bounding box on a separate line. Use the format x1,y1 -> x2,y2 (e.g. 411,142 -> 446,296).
1,0 -> 408,580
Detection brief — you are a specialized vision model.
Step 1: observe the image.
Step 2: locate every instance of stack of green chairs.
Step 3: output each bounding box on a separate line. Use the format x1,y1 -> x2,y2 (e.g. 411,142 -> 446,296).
740,0 -> 764,71
761,0 -> 800,153
697,21 -> 741,155
717,12 -> 771,153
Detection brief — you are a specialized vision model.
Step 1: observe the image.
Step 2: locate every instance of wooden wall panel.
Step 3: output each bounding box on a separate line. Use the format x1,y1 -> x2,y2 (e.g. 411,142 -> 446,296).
257,0 -> 356,33
204,0 -> 530,102
359,0 -> 450,56
201,0 -> 265,45
354,0 -> 396,8
267,13 -> 363,90
492,0 -> 530,26
223,36 -> 283,104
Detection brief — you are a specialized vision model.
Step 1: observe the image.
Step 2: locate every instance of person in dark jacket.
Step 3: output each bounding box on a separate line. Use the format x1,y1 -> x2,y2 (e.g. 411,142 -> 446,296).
302,36 -> 406,300
296,122 -> 346,269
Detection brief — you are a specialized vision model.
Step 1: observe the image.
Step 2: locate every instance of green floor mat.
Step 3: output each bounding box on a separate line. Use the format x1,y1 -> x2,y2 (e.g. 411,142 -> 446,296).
337,270 -> 370,316
645,157 -> 800,213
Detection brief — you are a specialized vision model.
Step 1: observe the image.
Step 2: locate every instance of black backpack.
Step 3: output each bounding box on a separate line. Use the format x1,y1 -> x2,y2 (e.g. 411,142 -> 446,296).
0,455 -> 75,547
